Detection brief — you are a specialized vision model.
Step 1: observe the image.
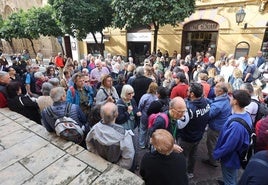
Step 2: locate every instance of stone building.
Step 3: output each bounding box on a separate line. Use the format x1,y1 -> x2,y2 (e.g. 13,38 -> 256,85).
0,0 -> 268,62
0,0 -> 62,59
103,0 -> 268,62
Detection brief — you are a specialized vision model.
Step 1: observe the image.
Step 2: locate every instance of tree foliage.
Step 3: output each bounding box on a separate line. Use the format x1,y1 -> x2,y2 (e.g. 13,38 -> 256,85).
24,6 -> 62,38
112,0 -> 196,52
0,6 -> 62,54
48,0 -> 113,41
0,11 -> 25,52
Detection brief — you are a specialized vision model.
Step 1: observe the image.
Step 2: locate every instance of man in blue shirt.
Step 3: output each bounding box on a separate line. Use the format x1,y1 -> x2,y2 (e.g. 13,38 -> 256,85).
214,90 -> 252,185
203,82 -> 232,167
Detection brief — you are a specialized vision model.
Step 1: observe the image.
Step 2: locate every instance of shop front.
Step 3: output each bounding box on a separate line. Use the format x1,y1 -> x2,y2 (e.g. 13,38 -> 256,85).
127,29 -> 151,65
182,20 -> 219,58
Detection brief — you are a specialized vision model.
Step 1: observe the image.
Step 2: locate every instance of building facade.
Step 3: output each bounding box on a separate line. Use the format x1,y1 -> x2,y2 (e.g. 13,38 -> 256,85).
0,0 -> 268,62
102,0 -> 268,62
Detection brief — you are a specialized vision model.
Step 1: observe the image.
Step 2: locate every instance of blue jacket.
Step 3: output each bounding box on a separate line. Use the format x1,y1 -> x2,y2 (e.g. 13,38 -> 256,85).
213,113 -> 252,169
208,93 -> 232,131
180,97 -> 210,142
238,150 -> 268,185
66,85 -> 94,106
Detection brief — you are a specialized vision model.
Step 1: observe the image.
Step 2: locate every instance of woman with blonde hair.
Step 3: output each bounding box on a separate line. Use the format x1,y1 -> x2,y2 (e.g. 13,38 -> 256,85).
144,65 -> 157,82
138,82 -> 158,148
162,70 -> 173,89
230,68 -> 244,91
116,84 -> 141,130
207,67 -> 217,87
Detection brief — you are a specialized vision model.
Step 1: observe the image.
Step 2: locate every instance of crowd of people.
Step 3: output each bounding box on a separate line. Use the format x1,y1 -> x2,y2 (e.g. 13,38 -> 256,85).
0,49 -> 268,185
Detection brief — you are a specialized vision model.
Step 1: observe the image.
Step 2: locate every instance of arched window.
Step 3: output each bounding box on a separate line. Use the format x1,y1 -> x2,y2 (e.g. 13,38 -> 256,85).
234,41 -> 250,59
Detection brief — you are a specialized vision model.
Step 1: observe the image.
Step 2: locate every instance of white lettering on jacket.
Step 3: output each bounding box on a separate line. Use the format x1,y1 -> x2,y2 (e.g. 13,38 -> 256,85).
196,104 -> 210,117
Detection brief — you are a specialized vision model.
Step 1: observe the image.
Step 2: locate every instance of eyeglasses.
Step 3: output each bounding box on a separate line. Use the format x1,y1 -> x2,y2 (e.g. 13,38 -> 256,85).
84,80 -> 89,83
173,108 -> 186,114
128,92 -> 134,95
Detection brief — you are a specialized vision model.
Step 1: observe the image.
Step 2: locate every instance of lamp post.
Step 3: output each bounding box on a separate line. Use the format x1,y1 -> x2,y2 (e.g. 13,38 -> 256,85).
236,7 -> 246,25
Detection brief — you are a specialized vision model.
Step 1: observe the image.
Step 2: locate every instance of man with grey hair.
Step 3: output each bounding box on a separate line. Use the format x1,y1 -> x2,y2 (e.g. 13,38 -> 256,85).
203,82 -> 232,167
132,66 -> 153,105
36,82 -> 54,111
25,64 -> 39,98
0,71 -> 10,107
240,83 -> 259,124
89,59 -> 110,88
41,87 -> 87,143
86,102 -> 135,170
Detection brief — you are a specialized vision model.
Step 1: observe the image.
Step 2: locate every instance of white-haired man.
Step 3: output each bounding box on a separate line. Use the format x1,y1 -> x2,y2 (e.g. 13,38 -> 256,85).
86,102 -> 135,170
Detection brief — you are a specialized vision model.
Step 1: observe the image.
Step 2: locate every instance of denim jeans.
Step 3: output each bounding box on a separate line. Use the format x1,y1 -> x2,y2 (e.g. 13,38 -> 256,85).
221,163 -> 238,185
139,116 -> 148,147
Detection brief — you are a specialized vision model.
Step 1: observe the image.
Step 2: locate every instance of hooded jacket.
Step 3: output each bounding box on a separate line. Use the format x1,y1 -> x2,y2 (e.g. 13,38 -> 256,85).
180,97 -> 210,142
86,121 -> 135,169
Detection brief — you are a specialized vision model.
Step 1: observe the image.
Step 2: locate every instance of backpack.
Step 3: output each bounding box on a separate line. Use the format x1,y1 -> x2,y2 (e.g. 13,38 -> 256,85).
46,103 -> 84,144
226,117 -> 256,169
252,67 -> 261,79
251,99 -> 268,127
148,113 -> 169,129
159,99 -> 169,113
69,86 -> 76,97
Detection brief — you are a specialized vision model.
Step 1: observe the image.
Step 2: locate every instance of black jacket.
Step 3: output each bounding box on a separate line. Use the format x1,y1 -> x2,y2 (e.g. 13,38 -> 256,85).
7,95 -> 41,124
140,151 -> 188,185
132,76 -> 152,105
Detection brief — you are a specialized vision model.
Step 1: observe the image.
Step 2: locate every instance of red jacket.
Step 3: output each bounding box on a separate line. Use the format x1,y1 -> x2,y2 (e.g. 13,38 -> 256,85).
170,83 -> 189,99
0,92 -> 7,108
55,56 -> 64,68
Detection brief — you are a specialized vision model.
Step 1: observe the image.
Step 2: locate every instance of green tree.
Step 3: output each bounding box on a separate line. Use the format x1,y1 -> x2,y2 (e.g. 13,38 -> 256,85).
48,0 -> 113,55
25,6 -> 62,38
0,15 -> 4,51
0,11 -> 25,53
0,7 -> 62,55
112,0 -> 196,52
24,6 -> 63,55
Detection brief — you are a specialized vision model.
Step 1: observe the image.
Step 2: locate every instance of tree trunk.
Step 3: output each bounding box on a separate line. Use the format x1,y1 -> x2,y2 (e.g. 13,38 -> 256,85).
8,40 -> 15,53
100,32 -> 104,56
28,38 -> 37,56
153,22 -> 159,53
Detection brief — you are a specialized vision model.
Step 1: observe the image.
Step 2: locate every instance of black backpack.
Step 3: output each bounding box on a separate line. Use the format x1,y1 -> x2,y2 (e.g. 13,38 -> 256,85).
251,99 -> 268,127
226,117 -> 256,169
159,99 -> 169,112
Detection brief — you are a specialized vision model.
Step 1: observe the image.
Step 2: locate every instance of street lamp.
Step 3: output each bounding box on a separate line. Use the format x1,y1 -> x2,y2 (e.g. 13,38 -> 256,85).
236,7 -> 246,25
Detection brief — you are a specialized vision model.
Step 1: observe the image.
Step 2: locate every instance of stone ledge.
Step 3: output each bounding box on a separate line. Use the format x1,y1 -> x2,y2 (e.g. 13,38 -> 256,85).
0,108 -> 144,185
